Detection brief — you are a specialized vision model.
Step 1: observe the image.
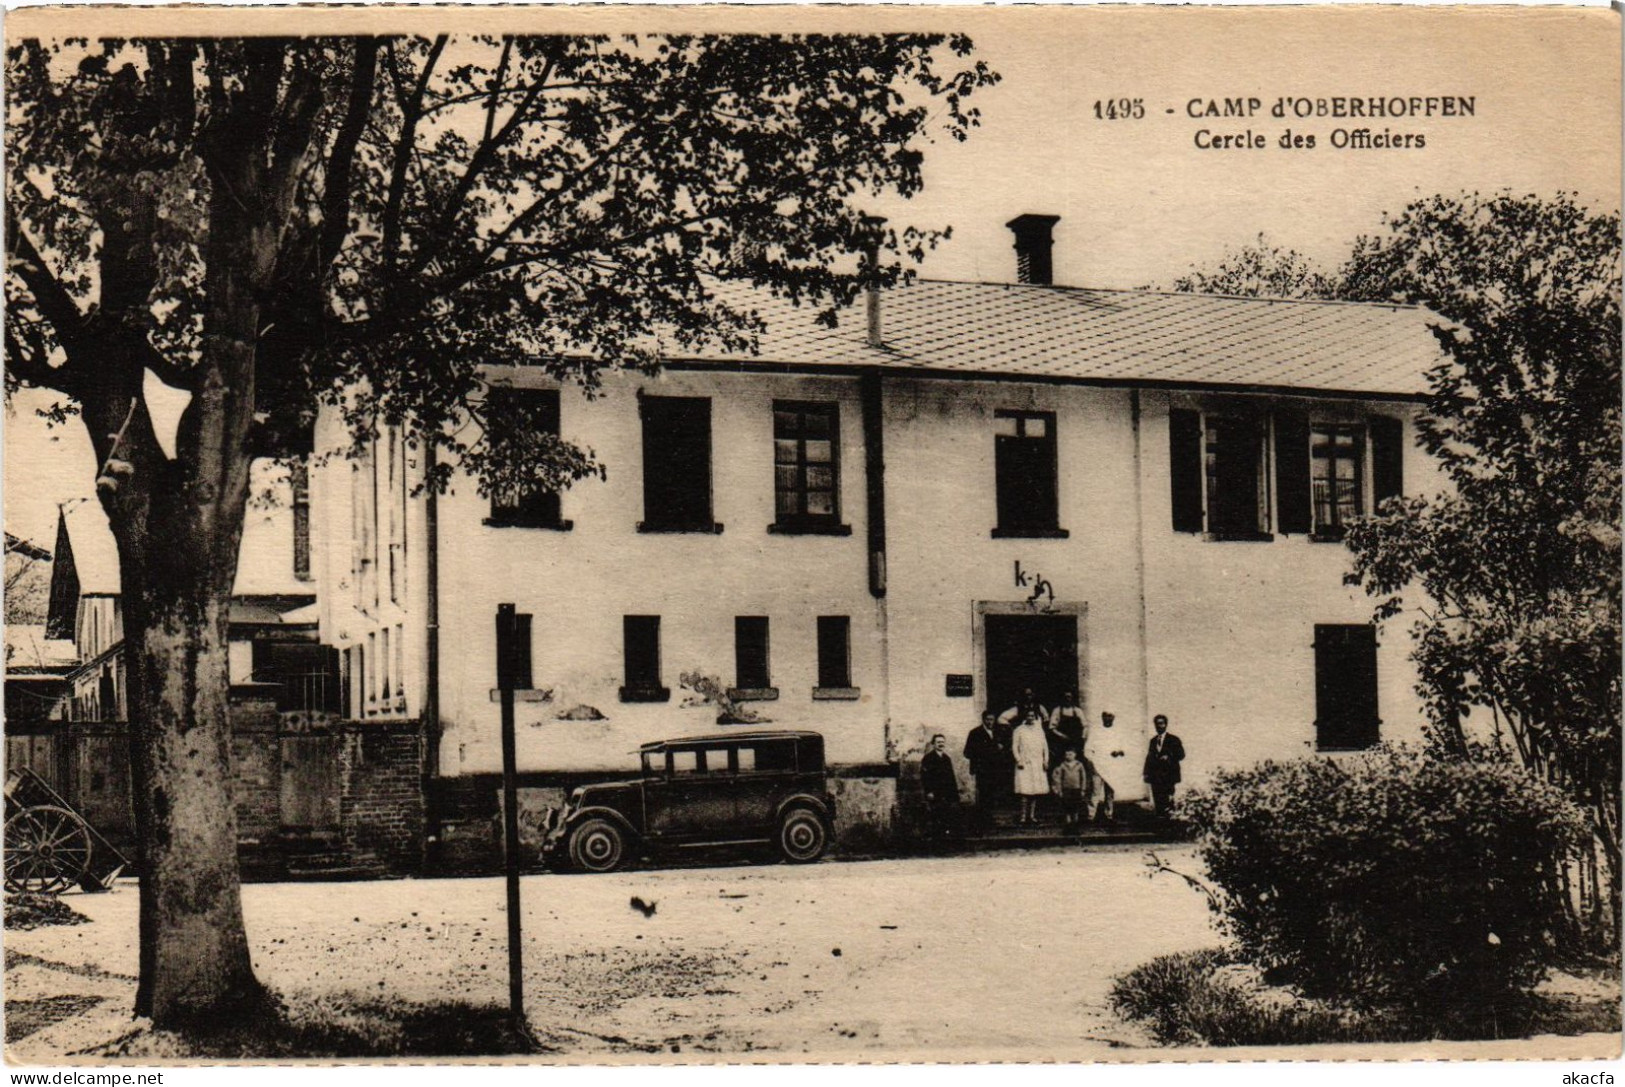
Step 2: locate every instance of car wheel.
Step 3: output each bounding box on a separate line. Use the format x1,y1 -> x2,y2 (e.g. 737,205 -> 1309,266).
568,818 -> 629,873
777,807 -> 828,863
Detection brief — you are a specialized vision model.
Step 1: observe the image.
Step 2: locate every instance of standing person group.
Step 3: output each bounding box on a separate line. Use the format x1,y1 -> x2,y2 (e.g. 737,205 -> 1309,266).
944,699 -> 1186,833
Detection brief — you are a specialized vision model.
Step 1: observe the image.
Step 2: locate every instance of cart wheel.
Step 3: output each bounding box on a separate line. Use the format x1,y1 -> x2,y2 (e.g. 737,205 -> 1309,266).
5,806 -> 92,895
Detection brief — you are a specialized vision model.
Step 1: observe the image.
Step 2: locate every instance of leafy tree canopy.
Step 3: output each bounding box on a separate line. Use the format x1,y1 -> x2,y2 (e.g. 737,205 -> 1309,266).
7,34 -> 998,498
1339,192 -> 1621,920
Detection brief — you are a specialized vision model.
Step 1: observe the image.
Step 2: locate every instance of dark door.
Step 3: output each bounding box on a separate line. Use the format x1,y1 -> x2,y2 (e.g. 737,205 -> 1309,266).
984,614 -> 1078,720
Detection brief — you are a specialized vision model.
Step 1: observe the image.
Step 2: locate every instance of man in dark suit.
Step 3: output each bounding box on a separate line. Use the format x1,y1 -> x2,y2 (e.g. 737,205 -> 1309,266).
1142,714 -> 1186,818
963,711 -> 1008,832
919,734 -> 961,840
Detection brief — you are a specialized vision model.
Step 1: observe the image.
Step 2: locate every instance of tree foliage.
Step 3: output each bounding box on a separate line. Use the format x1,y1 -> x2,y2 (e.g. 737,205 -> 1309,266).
7,34 -> 998,488
1339,192 -> 1622,930
1164,233 -> 1339,299
4,32 -> 998,1025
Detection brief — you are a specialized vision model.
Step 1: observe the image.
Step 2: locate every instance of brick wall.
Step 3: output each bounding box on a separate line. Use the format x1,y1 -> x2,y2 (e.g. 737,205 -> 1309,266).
338,721 -> 425,874
228,689 -> 282,848
227,687 -> 426,879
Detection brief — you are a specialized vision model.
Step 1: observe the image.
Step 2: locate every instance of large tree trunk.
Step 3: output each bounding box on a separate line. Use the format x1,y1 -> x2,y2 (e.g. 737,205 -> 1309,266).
124,572 -> 262,1022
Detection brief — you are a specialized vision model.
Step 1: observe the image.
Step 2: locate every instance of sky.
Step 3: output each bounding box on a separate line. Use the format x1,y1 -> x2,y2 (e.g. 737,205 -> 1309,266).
4,5 -> 1620,549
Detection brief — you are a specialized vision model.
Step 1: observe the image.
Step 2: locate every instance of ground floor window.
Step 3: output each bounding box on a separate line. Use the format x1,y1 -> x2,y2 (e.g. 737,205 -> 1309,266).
816,616 -> 851,690
1314,623 -> 1379,750
621,615 -> 669,702
733,616 -> 773,696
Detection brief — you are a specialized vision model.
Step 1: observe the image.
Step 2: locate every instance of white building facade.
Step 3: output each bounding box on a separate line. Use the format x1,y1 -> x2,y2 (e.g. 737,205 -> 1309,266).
313,219 -> 1443,848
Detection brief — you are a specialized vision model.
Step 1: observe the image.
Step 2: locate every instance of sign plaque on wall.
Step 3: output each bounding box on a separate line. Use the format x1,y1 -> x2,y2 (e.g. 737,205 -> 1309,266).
945,674 -> 974,698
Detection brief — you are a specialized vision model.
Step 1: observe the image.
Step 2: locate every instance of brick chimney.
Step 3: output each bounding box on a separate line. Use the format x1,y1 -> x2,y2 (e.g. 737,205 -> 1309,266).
1005,213 -> 1061,286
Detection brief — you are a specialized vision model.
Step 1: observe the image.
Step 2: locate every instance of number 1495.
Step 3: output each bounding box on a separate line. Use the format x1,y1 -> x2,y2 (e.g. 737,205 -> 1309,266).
1093,98 -> 1145,120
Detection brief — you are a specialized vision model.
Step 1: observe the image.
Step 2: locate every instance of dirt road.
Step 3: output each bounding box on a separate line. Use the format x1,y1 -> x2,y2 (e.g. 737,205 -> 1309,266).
8,845 -> 1217,1059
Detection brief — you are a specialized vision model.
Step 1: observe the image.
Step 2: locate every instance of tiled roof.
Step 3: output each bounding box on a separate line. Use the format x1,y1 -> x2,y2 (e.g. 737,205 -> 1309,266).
683,280 -> 1441,398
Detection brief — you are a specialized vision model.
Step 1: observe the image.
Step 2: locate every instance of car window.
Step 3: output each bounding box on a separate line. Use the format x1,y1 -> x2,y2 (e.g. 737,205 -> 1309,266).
641,752 -> 659,775
670,750 -> 699,774
735,747 -> 756,772
754,743 -> 799,772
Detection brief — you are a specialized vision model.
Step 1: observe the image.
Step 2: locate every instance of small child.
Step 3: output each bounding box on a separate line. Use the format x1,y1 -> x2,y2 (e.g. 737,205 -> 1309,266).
1051,748 -> 1088,831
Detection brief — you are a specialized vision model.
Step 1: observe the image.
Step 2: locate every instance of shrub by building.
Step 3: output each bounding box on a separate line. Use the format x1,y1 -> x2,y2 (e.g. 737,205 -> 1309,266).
1180,747 -> 1589,1023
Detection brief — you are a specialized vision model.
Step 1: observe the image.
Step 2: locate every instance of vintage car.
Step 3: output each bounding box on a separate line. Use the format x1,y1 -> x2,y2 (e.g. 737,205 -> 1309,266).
540,730 -> 836,873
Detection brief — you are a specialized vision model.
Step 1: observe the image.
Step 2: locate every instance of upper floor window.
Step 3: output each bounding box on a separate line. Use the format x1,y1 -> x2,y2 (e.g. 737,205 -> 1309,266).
1173,406 -> 1405,540
640,396 -> 717,533
1204,413 -> 1269,538
486,388 -> 567,529
993,410 -> 1065,538
772,402 -> 844,532
1282,411 -> 1406,538
1310,425 -> 1364,537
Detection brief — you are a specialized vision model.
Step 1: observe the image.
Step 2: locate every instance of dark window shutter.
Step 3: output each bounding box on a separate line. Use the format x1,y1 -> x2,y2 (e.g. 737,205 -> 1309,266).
816,616 -> 851,689
1274,409 -> 1312,535
735,616 -> 771,689
1168,408 -> 1204,533
641,397 -> 713,529
1314,624 -> 1379,750
993,412 -> 1058,533
623,616 -> 661,689
1370,416 -> 1404,508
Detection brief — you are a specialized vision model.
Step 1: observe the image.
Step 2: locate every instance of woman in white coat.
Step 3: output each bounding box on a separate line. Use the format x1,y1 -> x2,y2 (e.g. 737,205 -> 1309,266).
1011,710 -> 1050,825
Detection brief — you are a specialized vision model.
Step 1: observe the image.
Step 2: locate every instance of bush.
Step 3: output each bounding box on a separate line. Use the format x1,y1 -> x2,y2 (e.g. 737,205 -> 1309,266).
1180,747 -> 1589,1019
1110,948 -> 1620,1046
1108,948 -> 1380,1046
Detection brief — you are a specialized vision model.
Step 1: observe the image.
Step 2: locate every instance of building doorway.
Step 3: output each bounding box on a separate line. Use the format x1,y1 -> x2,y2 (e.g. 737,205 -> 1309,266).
983,613 -> 1079,720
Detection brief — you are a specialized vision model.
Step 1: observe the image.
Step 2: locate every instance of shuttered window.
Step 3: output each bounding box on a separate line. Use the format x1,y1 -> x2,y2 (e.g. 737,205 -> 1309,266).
993,411 -> 1063,536
1168,408 -> 1205,533
1314,624 -> 1380,750
1274,409 -> 1312,535
640,396 -> 715,532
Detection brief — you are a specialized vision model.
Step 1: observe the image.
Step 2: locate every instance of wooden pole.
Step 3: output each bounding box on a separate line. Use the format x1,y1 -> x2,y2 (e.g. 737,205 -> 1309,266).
496,603 -> 525,1028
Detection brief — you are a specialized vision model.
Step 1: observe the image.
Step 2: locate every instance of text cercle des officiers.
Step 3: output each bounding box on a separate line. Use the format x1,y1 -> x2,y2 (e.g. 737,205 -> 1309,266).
1097,95 -> 1478,152
1187,95 -> 1473,152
